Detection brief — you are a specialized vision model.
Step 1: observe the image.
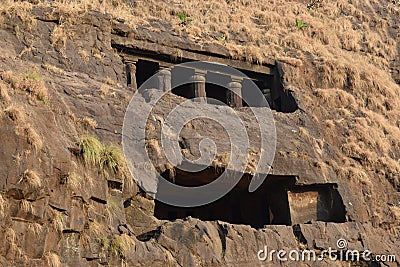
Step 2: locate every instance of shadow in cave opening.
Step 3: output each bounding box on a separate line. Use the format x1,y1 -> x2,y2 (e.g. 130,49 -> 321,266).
153,165 -> 346,229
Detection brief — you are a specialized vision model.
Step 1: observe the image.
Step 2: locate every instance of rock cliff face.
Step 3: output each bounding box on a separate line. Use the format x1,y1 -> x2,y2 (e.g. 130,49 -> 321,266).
0,3 -> 399,267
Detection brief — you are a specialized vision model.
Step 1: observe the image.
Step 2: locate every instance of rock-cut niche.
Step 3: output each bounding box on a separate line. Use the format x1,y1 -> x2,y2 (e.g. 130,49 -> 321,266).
154,166 -> 346,229
124,56 -> 298,113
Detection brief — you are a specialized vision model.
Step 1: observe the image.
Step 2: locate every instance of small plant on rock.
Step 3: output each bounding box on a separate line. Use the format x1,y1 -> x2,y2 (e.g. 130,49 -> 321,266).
219,33 -> 226,42
44,252 -> 62,267
22,71 -> 49,102
26,71 -> 43,81
19,169 -> 42,190
100,144 -> 124,176
77,135 -> 103,166
296,19 -> 308,29
109,234 -> 134,257
76,135 -> 126,177
177,12 -> 193,26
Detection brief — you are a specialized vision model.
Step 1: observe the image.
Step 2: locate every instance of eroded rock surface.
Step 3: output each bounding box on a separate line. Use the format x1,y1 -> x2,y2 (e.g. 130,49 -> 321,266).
0,5 -> 398,267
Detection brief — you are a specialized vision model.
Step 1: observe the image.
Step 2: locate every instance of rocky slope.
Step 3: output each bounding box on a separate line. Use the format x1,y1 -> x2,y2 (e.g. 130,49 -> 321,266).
0,1 -> 399,267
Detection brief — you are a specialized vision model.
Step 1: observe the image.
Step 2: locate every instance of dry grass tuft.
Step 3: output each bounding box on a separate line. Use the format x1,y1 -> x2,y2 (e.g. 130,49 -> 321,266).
278,57 -> 303,67
50,24 -> 67,51
19,199 -> 33,214
19,71 -> 49,101
314,88 -> 357,110
76,135 -> 127,177
78,49 -> 90,62
42,63 -> 65,75
0,70 -> 19,87
78,116 -> 98,129
77,135 -> 103,166
19,124 -> 43,152
146,139 -> 163,159
4,104 -> 26,122
4,227 -> 16,243
245,148 -> 261,175
103,77 -> 115,86
88,221 -> 107,237
28,222 -> 43,236
99,85 -> 110,97
3,227 -> 24,260
0,82 -> 11,103
44,252 -> 62,267
389,206 -> 400,220
109,234 -> 135,257
0,193 -> 6,218
212,152 -> 230,170
336,166 -> 373,188
1,70 -> 49,101
100,144 -> 125,177
66,171 -> 84,191
20,169 -> 42,189
298,127 -> 310,138
50,210 -> 64,233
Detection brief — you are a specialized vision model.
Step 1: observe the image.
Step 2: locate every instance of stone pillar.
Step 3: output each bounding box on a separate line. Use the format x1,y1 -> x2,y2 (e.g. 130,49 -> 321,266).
227,77 -> 243,107
190,70 -> 207,103
125,60 -> 137,92
262,88 -> 271,105
157,67 -> 172,92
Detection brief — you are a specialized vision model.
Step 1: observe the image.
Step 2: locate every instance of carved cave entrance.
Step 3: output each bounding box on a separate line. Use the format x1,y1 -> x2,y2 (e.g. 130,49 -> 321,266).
123,56 -> 298,112
154,166 -> 346,228
136,59 -> 159,88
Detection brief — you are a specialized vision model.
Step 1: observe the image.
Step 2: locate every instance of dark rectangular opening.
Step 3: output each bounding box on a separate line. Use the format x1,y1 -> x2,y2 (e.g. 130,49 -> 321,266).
288,184 -> 346,224
205,72 -> 230,105
171,66 -> 195,99
136,59 -> 159,88
154,166 -> 346,228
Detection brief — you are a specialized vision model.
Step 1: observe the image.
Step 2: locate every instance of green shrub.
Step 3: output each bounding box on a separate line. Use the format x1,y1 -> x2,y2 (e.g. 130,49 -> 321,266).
219,33 -> 226,42
26,71 -> 43,81
100,144 -> 124,176
77,135 -> 103,166
77,135 -> 125,177
177,12 -> 193,26
109,235 -> 134,257
296,19 -> 308,29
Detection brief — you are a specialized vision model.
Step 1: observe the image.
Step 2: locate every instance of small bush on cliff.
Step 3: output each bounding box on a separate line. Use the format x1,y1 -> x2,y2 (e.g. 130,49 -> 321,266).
0,82 -> 11,103
18,169 -> 42,190
44,252 -> 62,267
177,12 -> 193,26
0,70 -> 49,102
4,104 -> 26,122
76,135 -> 125,177
21,124 -> 43,152
77,135 -> 103,166
20,71 -> 49,102
78,116 -> 98,130
100,144 -> 124,176
295,19 -> 308,29
26,71 -> 42,81
109,234 -> 134,257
